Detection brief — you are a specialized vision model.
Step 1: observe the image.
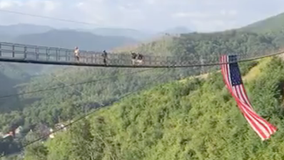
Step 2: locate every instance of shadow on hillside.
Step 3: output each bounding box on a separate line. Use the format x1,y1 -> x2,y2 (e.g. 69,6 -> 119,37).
20,97 -> 42,106
0,93 -> 25,113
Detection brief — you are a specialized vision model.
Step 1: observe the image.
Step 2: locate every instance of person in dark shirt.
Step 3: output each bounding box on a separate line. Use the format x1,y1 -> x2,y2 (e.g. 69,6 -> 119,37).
131,52 -> 143,65
102,50 -> 108,65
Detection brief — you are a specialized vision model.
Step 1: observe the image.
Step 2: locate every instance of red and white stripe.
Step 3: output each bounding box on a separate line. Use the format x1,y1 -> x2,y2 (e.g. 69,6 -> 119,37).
220,55 -> 277,140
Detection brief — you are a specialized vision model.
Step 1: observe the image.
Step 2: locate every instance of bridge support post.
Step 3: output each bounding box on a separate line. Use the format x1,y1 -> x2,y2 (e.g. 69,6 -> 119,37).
65,50 -> 68,61
58,49 -> 61,61
55,49 -> 58,61
0,43 -> 1,57
35,47 -> 39,60
200,55 -> 204,74
46,48 -> 49,61
24,46 -> 27,59
12,45 -> 15,58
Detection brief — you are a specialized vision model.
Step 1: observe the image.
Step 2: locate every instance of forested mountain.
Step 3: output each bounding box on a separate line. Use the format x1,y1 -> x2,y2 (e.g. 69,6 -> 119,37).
24,56 -> 284,160
0,23 -> 193,42
0,62 -> 61,112
0,63 -> 31,82
0,71 -> 20,112
0,24 -> 52,42
113,36 -> 175,56
0,63 -> 32,114
90,26 -> 192,40
12,30 -> 139,51
0,24 -> 52,37
160,26 -> 192,34
90,28 -> 153,40
0,24 -> 140,51
2,12 -> 284,159
240,12 -> 284,33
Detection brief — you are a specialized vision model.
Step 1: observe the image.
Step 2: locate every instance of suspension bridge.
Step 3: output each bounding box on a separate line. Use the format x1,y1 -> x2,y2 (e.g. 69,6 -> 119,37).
0,41 -> 284,158
0,42 -> 283,68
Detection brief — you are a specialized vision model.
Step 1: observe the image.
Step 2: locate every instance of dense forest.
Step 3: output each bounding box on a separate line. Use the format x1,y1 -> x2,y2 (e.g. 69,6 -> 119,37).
1,13 -> 284,159
23,57 -> 284,160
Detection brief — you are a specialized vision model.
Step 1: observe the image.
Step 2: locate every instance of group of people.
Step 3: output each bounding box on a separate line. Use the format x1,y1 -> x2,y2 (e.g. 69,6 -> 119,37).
73,47 -> 144,65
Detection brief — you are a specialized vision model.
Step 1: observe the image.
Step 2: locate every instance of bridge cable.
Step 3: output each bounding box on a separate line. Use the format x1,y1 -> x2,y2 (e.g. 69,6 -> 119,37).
0,9 -> 98,26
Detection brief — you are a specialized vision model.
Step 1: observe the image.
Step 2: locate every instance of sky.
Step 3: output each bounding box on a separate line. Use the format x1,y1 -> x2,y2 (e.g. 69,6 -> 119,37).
0,0 -> 283,32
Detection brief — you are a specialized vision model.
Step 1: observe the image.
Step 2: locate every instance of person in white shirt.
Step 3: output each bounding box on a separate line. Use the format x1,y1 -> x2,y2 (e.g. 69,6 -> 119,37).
74,47 -> 80,61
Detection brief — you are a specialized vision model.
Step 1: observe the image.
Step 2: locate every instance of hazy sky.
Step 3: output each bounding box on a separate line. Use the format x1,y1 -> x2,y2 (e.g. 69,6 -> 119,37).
0,0 -> 283,32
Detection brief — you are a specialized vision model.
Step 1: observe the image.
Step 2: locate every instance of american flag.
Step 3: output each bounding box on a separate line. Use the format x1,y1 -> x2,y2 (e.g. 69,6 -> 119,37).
220,55 -> 277,140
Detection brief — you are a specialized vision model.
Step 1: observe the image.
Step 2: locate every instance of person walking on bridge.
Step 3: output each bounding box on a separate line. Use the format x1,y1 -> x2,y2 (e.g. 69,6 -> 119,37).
102,50 -> 108,65
131,52 -> 144,65
74,47 -> 80,61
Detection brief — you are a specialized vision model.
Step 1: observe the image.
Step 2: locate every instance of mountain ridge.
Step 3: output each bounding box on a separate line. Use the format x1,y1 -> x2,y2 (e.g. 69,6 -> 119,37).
239,12 -> 284,33
11,29 -> 139,50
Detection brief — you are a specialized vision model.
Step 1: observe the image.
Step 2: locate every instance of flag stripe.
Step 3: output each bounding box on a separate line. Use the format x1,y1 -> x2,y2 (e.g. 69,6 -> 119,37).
233,86 -> 271,137
234,85 -> 275,135
220,55 -> 276,140
239,85 -> 252,107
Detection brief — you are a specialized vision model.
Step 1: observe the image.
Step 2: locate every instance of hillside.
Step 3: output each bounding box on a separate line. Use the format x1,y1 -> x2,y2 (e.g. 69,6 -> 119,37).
85,26 -> 191,40
0,62 -> 51,118
159,26 -> 192,35
0,63 -> 31,82
240,12 -> 284,33
12,30 -> 139,51
115,29 -> 284,58
0,64 -> 29,113
90,28 -> 153,40
113,35 -> 176,56
0,24 -> 52,36
0,23 -> 53,42
0,24 -> 53,42
0,23 -> 192,43
118,12 -> 284,56
21,56 -> 284,160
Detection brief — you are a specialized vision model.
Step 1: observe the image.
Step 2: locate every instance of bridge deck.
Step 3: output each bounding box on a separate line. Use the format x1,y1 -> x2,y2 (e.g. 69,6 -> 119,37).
0,42 -> 251,68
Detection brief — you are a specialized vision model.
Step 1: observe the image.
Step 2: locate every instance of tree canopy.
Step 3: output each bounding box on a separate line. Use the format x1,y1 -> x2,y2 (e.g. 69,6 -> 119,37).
20,57 -> 284,160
